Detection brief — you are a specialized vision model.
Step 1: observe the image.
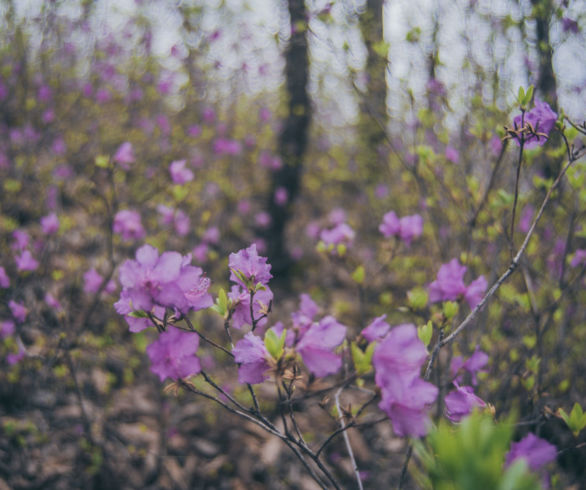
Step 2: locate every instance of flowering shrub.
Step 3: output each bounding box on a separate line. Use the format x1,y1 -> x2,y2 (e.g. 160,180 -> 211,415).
0,2 -> 585,488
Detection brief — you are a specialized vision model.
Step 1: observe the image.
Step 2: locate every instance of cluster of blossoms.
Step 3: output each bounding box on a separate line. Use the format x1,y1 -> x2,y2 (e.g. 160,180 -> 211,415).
232,285 -> 347,383
443,348 -> 488,422
370,320 -> 438,437
113,209 -> 145,242
379,211 -> 423,246
115,244 -> 213,332
512,100 -> 557,149
114,244 -> 213,381
428,258 -> 487,309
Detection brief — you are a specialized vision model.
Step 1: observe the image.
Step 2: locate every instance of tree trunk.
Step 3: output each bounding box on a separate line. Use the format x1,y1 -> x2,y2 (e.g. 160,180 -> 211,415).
264,0 -> 311,276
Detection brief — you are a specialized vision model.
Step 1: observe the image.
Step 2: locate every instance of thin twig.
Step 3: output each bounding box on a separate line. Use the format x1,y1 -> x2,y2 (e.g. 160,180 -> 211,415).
183,316 -> 233,357
335,388 -> 363,490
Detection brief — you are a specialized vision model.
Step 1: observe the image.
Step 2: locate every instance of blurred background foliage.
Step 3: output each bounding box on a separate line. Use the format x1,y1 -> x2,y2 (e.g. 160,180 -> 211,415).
0,0 -> 585,488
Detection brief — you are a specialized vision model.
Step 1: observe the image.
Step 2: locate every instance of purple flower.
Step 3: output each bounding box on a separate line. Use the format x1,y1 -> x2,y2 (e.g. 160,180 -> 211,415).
113,142 -> 135,169
15,250 -> 39,272
229,244 -> 272,289
41,213 -> 59,235
169,160 -> 194,184
445,146 -> 460,163
0,266 -> 9,288
9,300 -> 27,323
232,332 -> 272,384
451,347 -> 489,386
429,259 -> 486,308
174,210 -> 190,236
12,230 -> 30,251
505,433 -> 557,471
570,249 -> 586,268
320,223 -> 355,247
146,326 -> 201,381
296,316 -> 347,377
463,275 -> 488,309
562,17 -> 579,34
373,324 -> 438,437
213,138 -> 242,155
379,211 -> 401,237
361,315 -> 390,342
203,226 -> 220,244
255,211 -> 271,228
192,243 -> 208,263
513,100 -> 557,149
45,293 -> 63,312
118,244 -> 212,317
228,285 -> 273,330
379,212 -> 423,246
84,268 -> 115,295
444,383 -> 486,422
328,208 -> 347,225
1,320 -> 15,338
291,294 -> 320,336
274,187 -> 288,206
113,210 -> 145,241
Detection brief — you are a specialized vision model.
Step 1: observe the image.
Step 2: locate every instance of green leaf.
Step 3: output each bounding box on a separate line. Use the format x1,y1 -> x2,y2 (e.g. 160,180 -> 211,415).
172,185 -> 189,201
351,341 -> 374,375
128,310 -> 148,318
408,287 -> 429,310
95,155 -> 110,168
264,328 -> 286,360
351,265 -> 365,284
336,243 -> 347,257
418,321 -> 433,347
442,301 -> 459,320
558,403 -> 586,437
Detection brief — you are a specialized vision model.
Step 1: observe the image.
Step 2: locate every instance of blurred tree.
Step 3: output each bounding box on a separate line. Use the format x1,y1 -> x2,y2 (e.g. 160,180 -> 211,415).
265,0 -> 311,276
357,0 -> 387,185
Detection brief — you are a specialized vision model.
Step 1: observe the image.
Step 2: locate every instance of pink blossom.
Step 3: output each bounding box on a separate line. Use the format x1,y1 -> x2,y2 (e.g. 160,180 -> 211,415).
41,213 -> 59,235
169,160 -> 194,184
15,250 -> 39,272
146,326 -> 201,381
113,210 -> 145,241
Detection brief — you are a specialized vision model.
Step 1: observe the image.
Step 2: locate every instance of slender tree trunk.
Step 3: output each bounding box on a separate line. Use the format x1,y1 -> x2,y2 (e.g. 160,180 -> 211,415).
357,0 -> 387,183
265,0 -> 311,276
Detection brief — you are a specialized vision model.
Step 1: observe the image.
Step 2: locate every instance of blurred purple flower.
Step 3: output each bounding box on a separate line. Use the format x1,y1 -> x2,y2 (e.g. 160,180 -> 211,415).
444,383 -> 486,422
562,17 -> 579,34
213,138 -> 242,155
41,213 -> 59,235
445,146 -> 460,163
379,211 -> 423,246
188,125 -> 201,138
9,300 -> 27,323
513,100 -> 557,149
373,324 -> 437,437
95,88 -> 111,103
320,223 -> 355,247
146,326 -> 201,381
113,210 -> 145,241
232,332 -> 272,384
202,107 -> 215,123
12,230 -> 30,251
192,243 -> 208,263
169,159 -> 194,184
113,142 -> 135,169
505,433 -> 557,471
274,187 -> 288,206
45,293 -> 63,312
570,249 -> 586,268
255,211 -> 271,228
15,250 -> 39,272
519,205 -> 534,233
361,315 -> 390,342
0,266 -> 9,288
1,320 -> 15,338
203,227 -> 220,244
429,259 -> 486,308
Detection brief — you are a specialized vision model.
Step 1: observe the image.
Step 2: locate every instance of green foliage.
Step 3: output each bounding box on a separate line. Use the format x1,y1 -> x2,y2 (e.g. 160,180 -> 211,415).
351,341 -> 375,375
415,412 -> 541,490
558,403 -> 586,437
264,328 -> 286,360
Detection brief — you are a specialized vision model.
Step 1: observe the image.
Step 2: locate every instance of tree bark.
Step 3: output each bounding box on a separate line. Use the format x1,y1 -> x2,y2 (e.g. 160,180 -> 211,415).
264,0 -> 311,276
